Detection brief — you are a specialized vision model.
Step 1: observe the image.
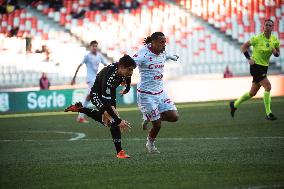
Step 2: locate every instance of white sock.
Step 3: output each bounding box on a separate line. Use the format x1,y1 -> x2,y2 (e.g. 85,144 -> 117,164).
77,100 -> 89,119
78,113 -> 84,119
83,99 -> 89,108
147,137 -> 155,145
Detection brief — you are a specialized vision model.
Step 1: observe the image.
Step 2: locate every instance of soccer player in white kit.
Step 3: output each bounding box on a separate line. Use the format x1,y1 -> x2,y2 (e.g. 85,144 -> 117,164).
71,40 -> 108,123
133,32 -> 179,153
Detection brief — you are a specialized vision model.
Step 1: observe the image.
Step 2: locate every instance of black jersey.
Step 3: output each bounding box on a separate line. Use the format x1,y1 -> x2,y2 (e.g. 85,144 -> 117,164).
90,63 -> 131,124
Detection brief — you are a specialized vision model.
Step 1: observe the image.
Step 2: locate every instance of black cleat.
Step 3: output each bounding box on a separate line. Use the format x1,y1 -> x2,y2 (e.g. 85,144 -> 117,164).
266,113 -> 277,121
229,101 -> 237,118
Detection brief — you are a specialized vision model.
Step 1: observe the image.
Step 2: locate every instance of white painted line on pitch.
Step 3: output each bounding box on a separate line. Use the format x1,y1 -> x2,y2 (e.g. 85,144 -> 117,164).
246,184 -> 284,189
0,131 -> 86,142
1,136 -> 283,142
68,132 -> 86,141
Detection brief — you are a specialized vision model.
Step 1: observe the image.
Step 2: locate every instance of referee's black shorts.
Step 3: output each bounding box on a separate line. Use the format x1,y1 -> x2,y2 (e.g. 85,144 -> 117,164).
250,64 -> 268,83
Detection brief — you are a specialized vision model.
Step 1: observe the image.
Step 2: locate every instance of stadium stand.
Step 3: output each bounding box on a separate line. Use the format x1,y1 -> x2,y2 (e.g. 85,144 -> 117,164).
176,0 -> 284,67
36,0 -> 251,74
0,0 -> 283,89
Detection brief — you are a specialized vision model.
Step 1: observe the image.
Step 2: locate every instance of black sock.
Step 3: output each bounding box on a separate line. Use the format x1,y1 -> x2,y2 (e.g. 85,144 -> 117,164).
79,108 -> 104,125
110,122 -> 122,153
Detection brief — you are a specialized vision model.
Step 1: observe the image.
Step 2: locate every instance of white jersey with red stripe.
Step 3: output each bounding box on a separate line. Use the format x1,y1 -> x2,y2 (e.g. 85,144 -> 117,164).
133,45 -> 166,94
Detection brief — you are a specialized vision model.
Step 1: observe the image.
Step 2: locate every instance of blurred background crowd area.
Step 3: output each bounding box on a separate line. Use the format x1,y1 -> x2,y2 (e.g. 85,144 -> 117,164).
0,0 -> 283,89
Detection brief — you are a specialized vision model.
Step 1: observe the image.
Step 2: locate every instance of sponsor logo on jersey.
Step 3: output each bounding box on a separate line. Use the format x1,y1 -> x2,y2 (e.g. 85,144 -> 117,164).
148,64 -> 164,69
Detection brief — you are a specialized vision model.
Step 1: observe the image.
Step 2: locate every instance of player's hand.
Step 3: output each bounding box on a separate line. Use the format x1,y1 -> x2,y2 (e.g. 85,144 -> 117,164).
172,55 -> 179,61
248,59 -> 255,65
102,106 -> 120,126
71,78 -> 75,85
119,90 -> 128,96
271,48 -> 279,57
118,120 -> 131,133
272,48 -> 277,54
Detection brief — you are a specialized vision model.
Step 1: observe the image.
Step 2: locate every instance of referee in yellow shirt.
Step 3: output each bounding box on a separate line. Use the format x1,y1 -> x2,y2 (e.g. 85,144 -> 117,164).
230,19 -> 280,120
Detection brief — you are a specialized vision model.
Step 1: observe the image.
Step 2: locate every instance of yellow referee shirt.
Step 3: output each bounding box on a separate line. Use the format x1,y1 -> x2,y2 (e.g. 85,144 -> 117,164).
250,33 -> 280,66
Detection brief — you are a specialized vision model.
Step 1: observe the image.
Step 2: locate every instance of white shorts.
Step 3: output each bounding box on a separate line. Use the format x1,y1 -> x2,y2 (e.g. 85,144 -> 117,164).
87,81 -> 93,95
137,90 -> 177,121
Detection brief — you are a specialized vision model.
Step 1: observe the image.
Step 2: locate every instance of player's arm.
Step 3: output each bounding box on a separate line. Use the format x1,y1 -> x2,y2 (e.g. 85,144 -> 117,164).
100,53 -> 108,66
166,54 -> 179,61
120,76 -> 131,95
272,47 -> 280,57
241,41 -> 255,65
71,64 -> 83,85
71,55 -> 86,85
133,52 -> 143,66
272,40 -> 280,57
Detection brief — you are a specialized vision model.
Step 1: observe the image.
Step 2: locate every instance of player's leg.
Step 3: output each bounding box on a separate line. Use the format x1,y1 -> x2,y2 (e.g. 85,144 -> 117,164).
230,64 -> 263,117
237,82 -> 260,107
137,93 -> 161,153
159,93 -> 179,122
77,94 -> 90,122
160,110 -> 179,122
146,118 -> 162,153
109,122 -> 130,158
78,107 -> 105,125
65,102 -> 104,125
137,92 -> 150,131
77,82 -> 93,123
259,78 -> 276,120
102,107 -> 130,158
230,82 -> 260,117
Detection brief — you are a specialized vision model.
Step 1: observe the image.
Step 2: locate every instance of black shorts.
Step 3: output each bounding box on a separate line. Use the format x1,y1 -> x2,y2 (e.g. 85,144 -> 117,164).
250,64 -> 268,83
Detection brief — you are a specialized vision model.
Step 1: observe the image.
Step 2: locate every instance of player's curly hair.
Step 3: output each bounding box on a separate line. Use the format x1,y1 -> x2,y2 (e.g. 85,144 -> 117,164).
143,32 -> 165,45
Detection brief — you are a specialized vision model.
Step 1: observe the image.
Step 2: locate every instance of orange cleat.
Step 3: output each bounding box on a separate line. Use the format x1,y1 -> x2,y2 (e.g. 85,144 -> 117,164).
116,150 -> 130,159
64,102 -> 83,112
77,117 -> 89,123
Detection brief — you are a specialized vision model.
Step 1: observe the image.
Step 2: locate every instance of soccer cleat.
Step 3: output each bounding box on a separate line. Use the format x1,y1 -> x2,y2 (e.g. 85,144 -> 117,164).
141,119 -> 149,131
116,150 -> 130,159
64,102 -> 83,112
146,142 -> 160,154
77,117 -> 89,123
266,113 -> 277,121
229,101 -> 237,117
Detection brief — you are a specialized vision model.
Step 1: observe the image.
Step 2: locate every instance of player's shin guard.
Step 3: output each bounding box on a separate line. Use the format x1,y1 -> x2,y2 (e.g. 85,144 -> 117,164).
110,122 -> 122,153
79,108 -> 104,125
263,91 -> 272,115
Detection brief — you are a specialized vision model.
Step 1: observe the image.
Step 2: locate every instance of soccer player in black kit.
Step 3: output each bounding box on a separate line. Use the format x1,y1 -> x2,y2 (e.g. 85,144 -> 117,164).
65,55 -> 136,159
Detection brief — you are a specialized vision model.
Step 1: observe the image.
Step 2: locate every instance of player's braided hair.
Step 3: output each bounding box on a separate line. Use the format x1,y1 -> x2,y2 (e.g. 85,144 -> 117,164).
143,32 -> 165,45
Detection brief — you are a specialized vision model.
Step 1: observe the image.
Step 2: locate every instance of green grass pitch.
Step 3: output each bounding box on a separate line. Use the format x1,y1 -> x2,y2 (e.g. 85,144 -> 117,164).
1,97 -> 284,189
